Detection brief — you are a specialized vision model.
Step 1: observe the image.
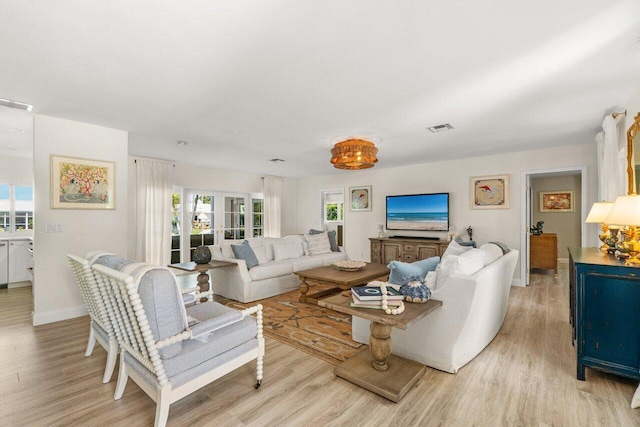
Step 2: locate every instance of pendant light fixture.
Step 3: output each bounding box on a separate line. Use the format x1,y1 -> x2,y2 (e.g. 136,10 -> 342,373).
330,138 -> 378,170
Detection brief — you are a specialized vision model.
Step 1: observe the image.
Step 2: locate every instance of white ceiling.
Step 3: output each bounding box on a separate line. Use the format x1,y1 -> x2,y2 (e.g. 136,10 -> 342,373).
1,1 -> 639,177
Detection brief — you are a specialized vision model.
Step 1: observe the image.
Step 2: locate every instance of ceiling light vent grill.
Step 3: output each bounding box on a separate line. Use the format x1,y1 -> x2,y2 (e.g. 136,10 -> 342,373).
0,98 -> 33,112
427,123 -> 455,133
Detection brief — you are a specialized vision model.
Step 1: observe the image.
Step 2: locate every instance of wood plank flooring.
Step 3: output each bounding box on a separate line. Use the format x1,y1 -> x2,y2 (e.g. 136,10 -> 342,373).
1,265 -> 639,426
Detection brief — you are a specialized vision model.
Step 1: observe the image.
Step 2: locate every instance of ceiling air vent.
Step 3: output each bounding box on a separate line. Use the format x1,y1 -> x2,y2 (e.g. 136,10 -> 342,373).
427,123 -> 454,133
0,98 -> 33,112
269,158 -> 285,162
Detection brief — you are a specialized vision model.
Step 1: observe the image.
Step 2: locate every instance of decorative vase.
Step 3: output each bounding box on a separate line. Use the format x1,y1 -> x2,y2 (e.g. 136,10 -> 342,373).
193,246 -> 212,264
400,276 -> 431,303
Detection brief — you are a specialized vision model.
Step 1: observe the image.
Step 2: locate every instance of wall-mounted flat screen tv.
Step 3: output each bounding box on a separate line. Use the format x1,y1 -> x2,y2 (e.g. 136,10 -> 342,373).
386,193 -> 449,232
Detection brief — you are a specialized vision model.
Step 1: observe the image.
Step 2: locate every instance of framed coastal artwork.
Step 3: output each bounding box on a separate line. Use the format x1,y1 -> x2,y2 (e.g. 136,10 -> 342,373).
470,174 -> 510,209
51,155 -> 115,209
349,185 -> 372,211
540,190 -> 574,212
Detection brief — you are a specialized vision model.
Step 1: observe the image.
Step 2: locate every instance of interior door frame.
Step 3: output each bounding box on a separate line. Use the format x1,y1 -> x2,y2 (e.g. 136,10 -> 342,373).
520,165 -> 587,285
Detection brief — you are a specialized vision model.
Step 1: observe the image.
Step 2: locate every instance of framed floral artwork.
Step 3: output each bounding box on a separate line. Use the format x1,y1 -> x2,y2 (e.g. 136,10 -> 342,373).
349,185 -> 372,211
540,190 -> 574,212
470,174 -> 509,209
51,155 -> 115,209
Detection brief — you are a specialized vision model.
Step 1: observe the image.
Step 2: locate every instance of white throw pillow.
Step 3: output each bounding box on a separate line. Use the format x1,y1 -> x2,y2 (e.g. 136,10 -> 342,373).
425,270 -> 438,290
221,243 -> 235,259
273,242 -> 302,261
479,243 -> 503,265
435,255 -> 458,289
253,246 -> 268,264
305,232 -> 332,256
443,239 -> 473,258
456,249 -> 485,275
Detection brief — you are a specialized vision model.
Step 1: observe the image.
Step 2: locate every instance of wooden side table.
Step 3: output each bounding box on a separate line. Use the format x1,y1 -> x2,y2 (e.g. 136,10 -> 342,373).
319,293 -> 442,402
168,260 -> 234,302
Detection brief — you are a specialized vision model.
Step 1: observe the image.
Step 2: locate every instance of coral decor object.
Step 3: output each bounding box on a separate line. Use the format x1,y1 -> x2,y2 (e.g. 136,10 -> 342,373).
400,276 -> 431,303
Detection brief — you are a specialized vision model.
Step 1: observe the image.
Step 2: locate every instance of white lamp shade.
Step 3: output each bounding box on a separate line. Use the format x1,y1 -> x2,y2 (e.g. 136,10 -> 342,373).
585,202 -> 613,223
605,195 -> 640,227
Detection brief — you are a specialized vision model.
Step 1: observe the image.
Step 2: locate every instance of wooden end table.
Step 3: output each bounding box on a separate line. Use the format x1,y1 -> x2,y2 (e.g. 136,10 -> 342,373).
295,263 -> 389,304
168,260 -> 234,302
319,293 -> 442,402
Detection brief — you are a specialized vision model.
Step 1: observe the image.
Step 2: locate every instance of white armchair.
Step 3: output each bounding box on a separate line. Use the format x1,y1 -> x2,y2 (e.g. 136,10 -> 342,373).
92,262 -> 265,427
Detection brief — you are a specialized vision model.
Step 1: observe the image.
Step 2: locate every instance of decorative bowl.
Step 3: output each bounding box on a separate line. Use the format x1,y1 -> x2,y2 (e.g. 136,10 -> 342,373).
334,260 -> 366,271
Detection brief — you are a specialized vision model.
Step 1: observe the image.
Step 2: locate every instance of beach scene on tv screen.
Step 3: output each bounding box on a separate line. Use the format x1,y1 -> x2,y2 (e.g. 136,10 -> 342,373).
387,194 -> 449,231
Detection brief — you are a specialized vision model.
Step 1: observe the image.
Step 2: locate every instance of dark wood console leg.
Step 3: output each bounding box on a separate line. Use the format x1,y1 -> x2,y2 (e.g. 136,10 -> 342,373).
577,364 -> 585,381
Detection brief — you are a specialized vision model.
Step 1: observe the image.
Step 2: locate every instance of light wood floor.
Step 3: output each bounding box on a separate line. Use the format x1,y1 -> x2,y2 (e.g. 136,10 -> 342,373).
1,265 -> 639,426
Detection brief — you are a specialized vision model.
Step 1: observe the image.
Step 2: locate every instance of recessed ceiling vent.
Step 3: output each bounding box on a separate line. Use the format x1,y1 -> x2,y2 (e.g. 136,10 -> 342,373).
270,158 -> 285,162
0,98 -> 33,112
427,123 -> 454,133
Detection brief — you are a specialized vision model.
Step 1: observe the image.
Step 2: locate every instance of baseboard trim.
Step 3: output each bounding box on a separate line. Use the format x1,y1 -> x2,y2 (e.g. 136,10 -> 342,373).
558,258 -> 569,264
511,278 -> 524,287
32,305 -> 88,326
8,281 -> 31,289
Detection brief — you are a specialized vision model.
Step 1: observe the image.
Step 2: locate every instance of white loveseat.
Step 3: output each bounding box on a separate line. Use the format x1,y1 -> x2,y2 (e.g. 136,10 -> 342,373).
352,243 -> 518,373
209,235 -> 347,303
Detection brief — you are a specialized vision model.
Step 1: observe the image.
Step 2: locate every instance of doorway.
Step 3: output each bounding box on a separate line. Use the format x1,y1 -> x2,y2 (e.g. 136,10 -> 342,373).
520,166 -> 587,285
321,189 -> 344,246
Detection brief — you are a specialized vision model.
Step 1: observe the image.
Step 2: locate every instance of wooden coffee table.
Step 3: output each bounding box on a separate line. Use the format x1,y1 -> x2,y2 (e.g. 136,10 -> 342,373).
295,263 -> 389,304
319,293 -> 442,402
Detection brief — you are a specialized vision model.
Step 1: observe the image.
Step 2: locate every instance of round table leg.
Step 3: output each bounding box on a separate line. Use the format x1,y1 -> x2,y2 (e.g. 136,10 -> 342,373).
197,271 -> 210,302
369,321 -> 392,371
298,279 -> 309,303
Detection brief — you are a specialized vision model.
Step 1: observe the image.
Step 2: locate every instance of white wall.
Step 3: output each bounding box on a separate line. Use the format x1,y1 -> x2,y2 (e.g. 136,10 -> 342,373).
33,115 -> 128,325
0,155 -> 34,238
126,159 -> 297,259
294,143 -> 598,284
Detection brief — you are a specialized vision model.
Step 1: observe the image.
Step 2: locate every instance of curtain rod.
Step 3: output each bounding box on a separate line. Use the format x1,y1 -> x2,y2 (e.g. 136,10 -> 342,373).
133,157 -> 175,167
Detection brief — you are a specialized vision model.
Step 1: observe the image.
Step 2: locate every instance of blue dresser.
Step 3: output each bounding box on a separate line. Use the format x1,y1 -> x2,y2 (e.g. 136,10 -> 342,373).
569,247 -> 640,381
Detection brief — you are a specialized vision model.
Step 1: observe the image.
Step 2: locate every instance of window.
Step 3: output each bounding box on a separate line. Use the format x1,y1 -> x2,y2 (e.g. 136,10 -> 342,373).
224,196 -> 245,240
323,191 -> 344,223
188,193 -> 215,261
170,192 -> 181,263
0,184 -> 34,233
253,198 -> 263,237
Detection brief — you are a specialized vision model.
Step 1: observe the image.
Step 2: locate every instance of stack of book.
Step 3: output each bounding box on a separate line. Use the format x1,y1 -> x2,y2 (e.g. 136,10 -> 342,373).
350,285 -> 404,310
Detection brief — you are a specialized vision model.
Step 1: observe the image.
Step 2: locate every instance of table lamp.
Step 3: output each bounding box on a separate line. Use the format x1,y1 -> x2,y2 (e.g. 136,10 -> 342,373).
585,202 -> 614,252
604,195 -> 640,264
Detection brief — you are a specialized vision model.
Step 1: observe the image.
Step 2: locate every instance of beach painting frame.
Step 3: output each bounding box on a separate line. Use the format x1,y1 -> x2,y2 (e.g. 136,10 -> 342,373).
470,174 -> 510,209
540,190 -> 574,212
51,155 -> 115,209
349,185 -> 372,211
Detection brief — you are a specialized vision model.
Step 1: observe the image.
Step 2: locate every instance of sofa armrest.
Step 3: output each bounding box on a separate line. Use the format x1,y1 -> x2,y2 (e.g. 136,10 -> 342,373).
208,245 -> 252,284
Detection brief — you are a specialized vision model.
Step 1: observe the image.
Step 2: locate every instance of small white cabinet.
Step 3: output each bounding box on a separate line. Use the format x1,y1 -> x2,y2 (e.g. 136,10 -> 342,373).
8,240 -> 31,283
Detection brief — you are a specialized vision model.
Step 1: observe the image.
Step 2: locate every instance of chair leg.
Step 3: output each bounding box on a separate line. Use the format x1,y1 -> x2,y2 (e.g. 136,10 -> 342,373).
154,386 -> 171,427
114,352 -> 129,400
255,352 -> 264,389
102,339 -> 118,383
85,323 -> 96,357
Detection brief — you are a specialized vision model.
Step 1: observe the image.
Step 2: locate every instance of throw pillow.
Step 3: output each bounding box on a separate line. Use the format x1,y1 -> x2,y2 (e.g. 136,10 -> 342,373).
434,248 -> 485,289
305,232 -> 332,256
309,228 -> 339,252
231,241 -> 259,269
443,239 -> 473,258
387,256 -> 440,285
424,270 -> 437,290
273,242 -> 302,261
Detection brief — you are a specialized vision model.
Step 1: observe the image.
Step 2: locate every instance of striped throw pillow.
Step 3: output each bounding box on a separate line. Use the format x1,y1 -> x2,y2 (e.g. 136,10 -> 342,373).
304,232 -> 332,256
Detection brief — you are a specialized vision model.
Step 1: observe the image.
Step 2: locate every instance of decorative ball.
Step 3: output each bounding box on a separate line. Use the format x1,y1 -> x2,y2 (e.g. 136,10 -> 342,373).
193,246 -> 212,264
400,277 -> 431,303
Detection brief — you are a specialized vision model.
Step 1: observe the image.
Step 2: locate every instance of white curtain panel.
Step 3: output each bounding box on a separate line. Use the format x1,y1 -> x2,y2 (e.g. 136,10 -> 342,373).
597,114 -> 627,201
135,159 -> 174,265
263,176 -> 282,238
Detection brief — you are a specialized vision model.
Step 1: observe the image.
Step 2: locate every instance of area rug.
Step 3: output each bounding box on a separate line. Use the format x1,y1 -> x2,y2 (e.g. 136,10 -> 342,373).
226,286 -> 364,365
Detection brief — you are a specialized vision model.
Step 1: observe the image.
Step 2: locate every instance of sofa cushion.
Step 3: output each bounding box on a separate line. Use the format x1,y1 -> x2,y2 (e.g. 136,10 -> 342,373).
253,246 -> 268,264
310,229 -> 339,252
273,241 -> 303,261
232,241 -> 259,269
248,260 -> 294,281
479,243 -> 503,265
305,232 -> 332,255
282,235 -> 307,256
388,256 -> 440,285
315,250 -> 348,266
292,256 -> 324,272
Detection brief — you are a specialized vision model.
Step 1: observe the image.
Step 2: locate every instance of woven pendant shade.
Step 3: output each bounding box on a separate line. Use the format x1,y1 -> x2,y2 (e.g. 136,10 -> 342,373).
330,139 -> 378,170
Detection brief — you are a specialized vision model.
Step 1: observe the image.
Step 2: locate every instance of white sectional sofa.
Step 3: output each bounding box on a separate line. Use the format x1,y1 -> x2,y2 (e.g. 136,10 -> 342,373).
209,234 -> 347,303
352,242 -> 518,373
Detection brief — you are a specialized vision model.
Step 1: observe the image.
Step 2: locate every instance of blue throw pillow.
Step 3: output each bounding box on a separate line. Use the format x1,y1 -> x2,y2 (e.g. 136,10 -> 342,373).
231,241 -> 259,269
387,256 -> 440,285
309,229 -> 339,252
